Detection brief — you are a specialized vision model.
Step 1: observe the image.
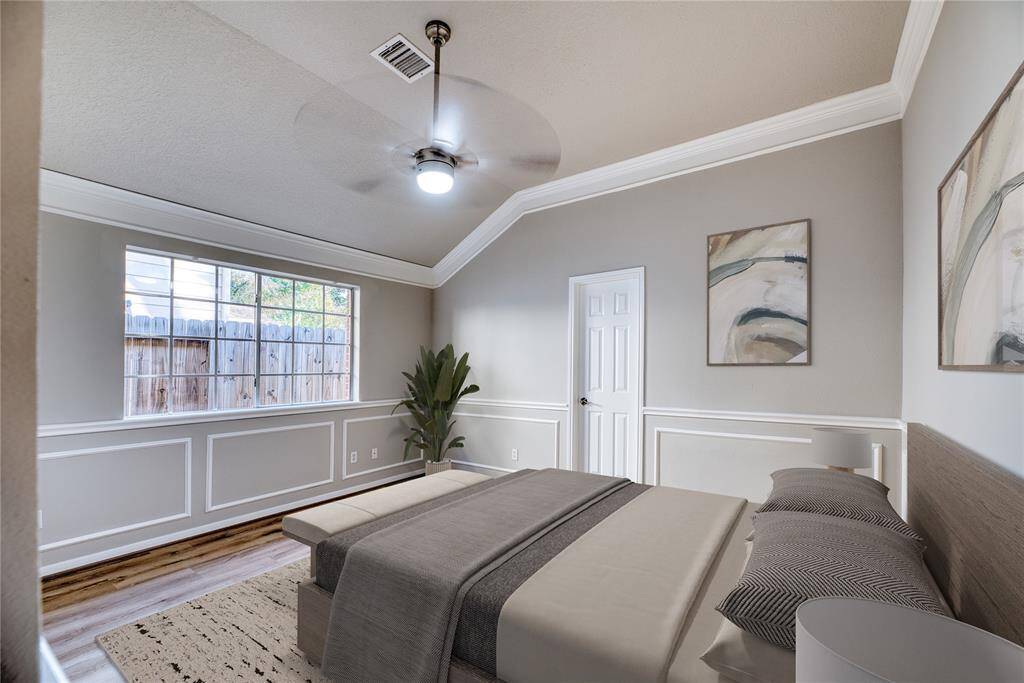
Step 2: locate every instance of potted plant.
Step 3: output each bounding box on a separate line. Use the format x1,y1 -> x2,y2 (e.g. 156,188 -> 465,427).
394,345 -> 479,475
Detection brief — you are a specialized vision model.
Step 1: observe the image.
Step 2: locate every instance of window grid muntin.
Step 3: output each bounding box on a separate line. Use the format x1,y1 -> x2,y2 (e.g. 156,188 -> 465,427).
124,249 -> 354,416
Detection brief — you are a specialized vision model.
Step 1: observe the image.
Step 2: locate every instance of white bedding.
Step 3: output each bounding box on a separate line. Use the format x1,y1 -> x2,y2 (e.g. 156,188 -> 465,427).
496,487 -> 747,683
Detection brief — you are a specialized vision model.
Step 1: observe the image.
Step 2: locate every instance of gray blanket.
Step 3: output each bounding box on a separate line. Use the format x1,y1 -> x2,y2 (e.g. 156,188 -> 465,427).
320,468 -> 629,682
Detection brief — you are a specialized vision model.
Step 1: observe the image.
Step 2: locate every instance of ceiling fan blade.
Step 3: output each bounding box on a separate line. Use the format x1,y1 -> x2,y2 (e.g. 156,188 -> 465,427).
348,175 -> 392,195
291,69 -> 561,207
504,154 -> 561,171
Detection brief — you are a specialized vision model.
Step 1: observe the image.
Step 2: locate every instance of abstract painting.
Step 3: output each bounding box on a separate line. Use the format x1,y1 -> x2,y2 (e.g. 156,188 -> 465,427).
939,63 -> 1024,371
707,220 -> 810,365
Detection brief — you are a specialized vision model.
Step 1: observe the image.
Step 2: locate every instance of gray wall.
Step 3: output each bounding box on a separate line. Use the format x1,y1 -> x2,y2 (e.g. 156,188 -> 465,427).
38,214 -> 432,424
435,123 -> 903,417
36,213 -> 434,573
901,1 -> 1024,475
434,124 -> 907,496
2,2 -> 42,679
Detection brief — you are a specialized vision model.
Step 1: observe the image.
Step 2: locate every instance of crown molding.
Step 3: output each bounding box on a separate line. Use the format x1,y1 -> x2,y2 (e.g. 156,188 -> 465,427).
432,81 -> 901,286
37,170 -> 436,288
431,1 -> 941,287
40,5 -> 940,290
890,1 -> 944,114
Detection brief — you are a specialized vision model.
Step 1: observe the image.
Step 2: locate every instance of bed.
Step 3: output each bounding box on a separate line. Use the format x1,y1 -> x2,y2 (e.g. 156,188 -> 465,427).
284,422 -> 1024,682
288,468 -> 754,682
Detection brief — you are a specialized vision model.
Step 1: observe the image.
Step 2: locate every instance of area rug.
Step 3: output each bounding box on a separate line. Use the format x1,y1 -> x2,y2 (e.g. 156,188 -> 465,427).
97,559 -> 328,682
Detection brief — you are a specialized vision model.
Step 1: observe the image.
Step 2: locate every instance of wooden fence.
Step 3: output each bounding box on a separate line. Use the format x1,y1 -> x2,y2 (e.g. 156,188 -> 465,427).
124,315 -> 349,415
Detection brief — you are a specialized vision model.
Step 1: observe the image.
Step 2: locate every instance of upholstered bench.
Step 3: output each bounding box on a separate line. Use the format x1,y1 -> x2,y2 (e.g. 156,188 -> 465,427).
282,469 -> 491,575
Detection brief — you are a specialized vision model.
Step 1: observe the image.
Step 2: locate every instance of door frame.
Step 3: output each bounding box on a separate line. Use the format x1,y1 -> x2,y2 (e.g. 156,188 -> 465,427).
566,266 -> 645,479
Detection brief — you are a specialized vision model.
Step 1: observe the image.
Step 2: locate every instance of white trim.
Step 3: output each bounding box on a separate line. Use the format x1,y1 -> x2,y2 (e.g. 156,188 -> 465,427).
452,411 -> 561,427
450,459 -> 517,474
38,438 -> 192,551
36,8 -> 940,290
39,170 -> 435,287
567,267 -> 645,477
343,456 -> 424,480
642,406 -> 905,431
871,443 -> 884,484
652,427 -> 884,486
37,398 -> 401,438
340,413 -> 423,480
205,421 -> 335,513
40,637 -> 70,683
890,1 -> 944,114
432,85 -> 900,285
450,411 -> 561,471
899,424 -> 909,520
459,397 -> 569,412
39,469 -> 420,576
432,3 -> 941,285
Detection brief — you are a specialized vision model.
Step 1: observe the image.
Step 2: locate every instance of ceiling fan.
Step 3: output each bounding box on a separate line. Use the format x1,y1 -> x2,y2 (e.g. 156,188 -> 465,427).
415,20 -> 458,194
293,19 -> 561,206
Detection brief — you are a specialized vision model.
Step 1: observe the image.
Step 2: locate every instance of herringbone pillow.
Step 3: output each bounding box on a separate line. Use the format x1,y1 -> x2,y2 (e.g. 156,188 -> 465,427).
716,511 -> 948,650
757,468 -> 923,545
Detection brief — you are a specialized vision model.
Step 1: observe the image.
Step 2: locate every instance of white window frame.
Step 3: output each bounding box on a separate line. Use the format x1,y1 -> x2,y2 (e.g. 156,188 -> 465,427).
123,245 -> 359,418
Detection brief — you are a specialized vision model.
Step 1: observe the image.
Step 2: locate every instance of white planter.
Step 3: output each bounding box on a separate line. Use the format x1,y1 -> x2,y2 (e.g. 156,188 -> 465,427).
425,459 -> 453,476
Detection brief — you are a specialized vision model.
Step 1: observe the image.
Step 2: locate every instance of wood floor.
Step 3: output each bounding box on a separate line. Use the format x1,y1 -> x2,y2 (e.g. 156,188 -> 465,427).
41,512 -> 306,682
42,519 -> 308,682
41,477 -> 416,681
39,476 -> 420,682
42,513 -> 293,612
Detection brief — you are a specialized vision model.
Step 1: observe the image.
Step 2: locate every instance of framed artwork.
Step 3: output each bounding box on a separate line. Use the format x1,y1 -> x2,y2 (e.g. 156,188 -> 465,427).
707,219 -> 810,366
938,62 -> 1024,371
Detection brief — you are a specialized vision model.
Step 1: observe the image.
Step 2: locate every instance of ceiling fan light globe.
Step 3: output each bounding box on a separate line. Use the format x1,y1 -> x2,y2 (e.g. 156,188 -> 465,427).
416,159 -> 455,194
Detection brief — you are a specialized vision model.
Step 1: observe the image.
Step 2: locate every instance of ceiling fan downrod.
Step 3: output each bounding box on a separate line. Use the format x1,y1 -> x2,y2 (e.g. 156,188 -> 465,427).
416,20 -> 456,194
425,19 -> 450,144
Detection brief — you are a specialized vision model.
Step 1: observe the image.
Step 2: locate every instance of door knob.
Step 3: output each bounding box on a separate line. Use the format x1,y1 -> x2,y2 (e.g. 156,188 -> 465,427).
579,397 -> 589,405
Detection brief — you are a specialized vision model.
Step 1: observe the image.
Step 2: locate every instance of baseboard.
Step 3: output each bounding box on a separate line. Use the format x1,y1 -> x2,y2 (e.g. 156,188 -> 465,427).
39,469 -> 420,576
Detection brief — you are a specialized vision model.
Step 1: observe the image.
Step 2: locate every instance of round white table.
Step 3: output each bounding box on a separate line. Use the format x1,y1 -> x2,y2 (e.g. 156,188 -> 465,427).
795,597 -> 1024,682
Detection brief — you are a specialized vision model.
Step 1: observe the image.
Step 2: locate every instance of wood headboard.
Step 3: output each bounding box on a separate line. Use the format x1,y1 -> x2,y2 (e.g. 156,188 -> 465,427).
907,423 -> 1024,646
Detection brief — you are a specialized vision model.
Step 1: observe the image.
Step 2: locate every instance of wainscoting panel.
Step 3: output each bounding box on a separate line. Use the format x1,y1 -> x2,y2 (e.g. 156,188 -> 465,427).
37,403 -> 429,575
451,411 -> 560,472
645,415 -> 903,511
206,422 -> 334,512
341,413 -> 421,479
38,439 -> 191,551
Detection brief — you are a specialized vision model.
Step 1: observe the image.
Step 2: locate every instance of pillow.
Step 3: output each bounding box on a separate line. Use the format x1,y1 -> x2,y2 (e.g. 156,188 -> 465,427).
716,511 -> 949,650
701,615 -> 795,683
701,544 -> 795,683
757,468 -> 923,545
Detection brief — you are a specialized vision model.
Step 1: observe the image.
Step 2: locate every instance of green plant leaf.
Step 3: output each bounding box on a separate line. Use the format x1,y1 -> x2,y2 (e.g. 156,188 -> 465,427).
434,356 -> 454,402
397,346 -> 478,463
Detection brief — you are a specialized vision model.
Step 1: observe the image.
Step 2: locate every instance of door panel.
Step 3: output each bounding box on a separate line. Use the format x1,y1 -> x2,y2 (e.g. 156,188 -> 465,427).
575,273 -> 641,480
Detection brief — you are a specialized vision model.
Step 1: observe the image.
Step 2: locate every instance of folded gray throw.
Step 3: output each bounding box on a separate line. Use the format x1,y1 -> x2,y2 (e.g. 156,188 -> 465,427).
320,468 -> 629,682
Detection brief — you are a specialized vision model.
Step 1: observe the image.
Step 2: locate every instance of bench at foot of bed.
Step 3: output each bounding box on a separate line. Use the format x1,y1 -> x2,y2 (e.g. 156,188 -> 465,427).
282,468 -> 491,575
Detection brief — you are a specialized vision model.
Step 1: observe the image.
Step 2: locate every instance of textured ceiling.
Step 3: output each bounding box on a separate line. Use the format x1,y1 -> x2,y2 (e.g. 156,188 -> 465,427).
41,1 -> 908,266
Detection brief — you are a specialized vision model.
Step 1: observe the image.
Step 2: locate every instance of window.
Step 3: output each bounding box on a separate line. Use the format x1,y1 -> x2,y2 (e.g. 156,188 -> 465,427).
124,249 -> 354,416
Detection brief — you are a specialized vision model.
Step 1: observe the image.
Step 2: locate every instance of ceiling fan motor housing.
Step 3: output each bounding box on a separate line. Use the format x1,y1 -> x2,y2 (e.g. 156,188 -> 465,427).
415,146 -> 456,194
415,147 -> 457,168
425,20 -> 451,46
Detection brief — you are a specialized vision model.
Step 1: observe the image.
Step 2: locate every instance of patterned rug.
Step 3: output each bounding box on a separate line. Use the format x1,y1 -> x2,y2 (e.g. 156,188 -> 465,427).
97,559 -> 329,682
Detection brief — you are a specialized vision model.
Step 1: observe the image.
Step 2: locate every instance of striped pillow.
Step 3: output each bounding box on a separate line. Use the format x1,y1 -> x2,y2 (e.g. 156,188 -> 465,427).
757,468 -> 923,545
716,511 -> 948,650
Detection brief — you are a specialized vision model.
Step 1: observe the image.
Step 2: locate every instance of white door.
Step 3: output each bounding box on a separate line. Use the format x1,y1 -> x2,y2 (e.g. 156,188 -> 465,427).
572,270 -> 642,480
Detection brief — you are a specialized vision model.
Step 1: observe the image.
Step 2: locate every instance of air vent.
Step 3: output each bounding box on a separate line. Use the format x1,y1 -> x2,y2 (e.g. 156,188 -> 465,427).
370,34 -> 433,83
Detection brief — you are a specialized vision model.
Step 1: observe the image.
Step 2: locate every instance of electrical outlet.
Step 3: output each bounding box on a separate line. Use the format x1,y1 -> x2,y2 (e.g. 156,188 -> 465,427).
511,448 -> 519,462
371,448 -> 378,460
38,510 -> 43,529
350,451 -> 358,464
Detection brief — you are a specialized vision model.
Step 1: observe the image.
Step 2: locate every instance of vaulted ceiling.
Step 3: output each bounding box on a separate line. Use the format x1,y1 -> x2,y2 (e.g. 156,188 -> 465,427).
41,1 -> 908,267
